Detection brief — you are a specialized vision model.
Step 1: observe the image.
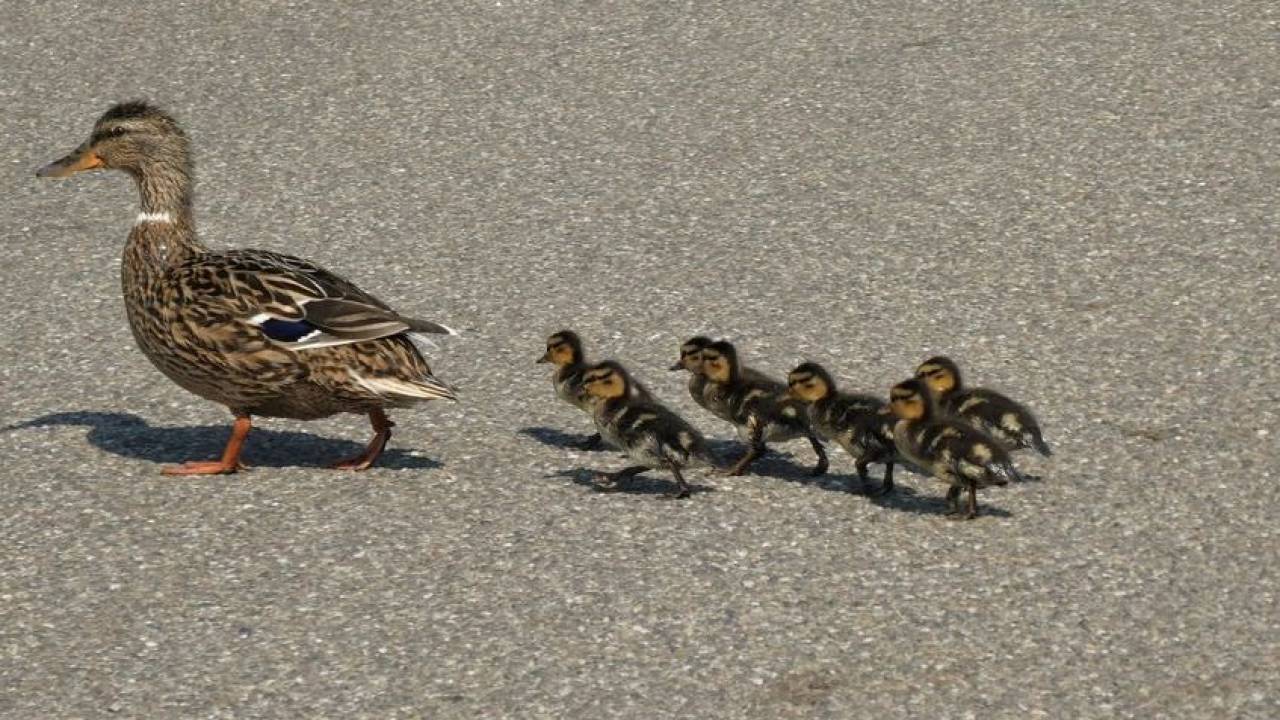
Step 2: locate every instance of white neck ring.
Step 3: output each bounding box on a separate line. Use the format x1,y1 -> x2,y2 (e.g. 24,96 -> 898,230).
136,211 -> 174,225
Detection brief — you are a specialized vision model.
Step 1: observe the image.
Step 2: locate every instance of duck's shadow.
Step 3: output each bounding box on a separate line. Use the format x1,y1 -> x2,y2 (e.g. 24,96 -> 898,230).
5,411 -> 441,470
546,468 -> 716,498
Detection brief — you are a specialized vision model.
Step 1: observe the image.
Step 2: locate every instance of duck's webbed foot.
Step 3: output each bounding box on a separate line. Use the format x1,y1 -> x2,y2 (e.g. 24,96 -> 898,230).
332,410 -> 394,471
162,415 -> 251,476
162,460 -> 249,476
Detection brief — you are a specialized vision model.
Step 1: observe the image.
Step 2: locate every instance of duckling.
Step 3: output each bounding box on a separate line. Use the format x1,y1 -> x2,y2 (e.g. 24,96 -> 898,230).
698,340 -> 829,477
888,378 -> 1025,519
538,330 -> 654,450
786,362 -> 896,495
670,335 -> 778,422
577,361 -> 716,498
915,356 -> 1052,457
36,102 -> 456,473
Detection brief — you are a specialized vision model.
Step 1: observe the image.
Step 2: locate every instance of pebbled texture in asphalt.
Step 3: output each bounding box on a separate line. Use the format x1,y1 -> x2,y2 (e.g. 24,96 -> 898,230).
2,1 -> 1277,718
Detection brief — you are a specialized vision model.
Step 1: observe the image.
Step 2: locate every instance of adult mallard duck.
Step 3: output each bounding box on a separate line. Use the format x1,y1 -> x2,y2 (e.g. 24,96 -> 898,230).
36,101 -> 457,474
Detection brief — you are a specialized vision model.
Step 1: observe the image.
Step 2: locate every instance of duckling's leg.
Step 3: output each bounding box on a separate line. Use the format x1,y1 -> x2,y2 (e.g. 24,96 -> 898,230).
667,466 -> 692,499
880,458 -> 895,495
965,485 -> 979,520
721,424 -> 766,476
162,415 -> 252,475
859,450 -> 895,495
331,409 -> 395,471
944,485 -> 963,517
854,456 -> 872,493
806,432 -> 829,477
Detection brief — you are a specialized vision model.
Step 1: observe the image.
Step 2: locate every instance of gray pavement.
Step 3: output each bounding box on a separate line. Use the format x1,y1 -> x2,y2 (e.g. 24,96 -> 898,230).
2,1 -> 1278,717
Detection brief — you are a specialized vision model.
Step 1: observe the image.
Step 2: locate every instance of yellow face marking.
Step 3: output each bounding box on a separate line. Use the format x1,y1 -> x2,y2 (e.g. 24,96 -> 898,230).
701,352 -> 730,382
920,367 -> 955,396
970,443 -> 993,462
889,394 -> 925,420
544,341 -> 575,367
787,373 -> 829,403
1001,412 -> 1023,433
677,346 -> 703,371
583,370 -> 625,399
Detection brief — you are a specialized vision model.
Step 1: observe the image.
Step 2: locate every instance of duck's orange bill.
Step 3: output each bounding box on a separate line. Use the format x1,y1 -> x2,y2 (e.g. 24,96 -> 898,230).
36,150 -> 104,178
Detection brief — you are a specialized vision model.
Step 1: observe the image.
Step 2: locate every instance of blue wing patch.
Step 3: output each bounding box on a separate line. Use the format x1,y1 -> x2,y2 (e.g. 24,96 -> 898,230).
258,317 -> 321,343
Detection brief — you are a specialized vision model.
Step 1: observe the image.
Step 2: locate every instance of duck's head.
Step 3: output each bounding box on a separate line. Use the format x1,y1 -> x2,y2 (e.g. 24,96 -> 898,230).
670,336 -> 712,373
699,340 -> 739,383
914,355 -> 962,399
786,362 -> 835,404
538,330 -> 584,367
579,361 -> 630,404
37,101 -> 188,179
888,378 -> 933,422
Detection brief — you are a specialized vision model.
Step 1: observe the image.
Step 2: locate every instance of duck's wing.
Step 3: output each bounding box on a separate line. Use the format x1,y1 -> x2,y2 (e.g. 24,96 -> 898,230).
172,249 -> 455,351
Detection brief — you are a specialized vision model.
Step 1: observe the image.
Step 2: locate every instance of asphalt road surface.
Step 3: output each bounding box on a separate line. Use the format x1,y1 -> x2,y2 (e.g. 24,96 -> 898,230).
3,1 -> 1277,718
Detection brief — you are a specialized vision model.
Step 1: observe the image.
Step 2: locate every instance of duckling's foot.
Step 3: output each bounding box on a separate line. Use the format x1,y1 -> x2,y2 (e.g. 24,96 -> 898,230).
665,468 -> 692,499
591,474 -> 621,491
945,512 -> 976,521
162,415 -> 252,476
331,410 -> 394,471
720,446 -> 764,476
594,465 -> 646,491
575,433 -> 604,451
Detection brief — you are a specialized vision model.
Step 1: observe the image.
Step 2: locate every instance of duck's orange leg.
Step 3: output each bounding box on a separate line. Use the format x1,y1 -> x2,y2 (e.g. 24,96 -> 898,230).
162,415 -> 252,475
332,409 -> 395,471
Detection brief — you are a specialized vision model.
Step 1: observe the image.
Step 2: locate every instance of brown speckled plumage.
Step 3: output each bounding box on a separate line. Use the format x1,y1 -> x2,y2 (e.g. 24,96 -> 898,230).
39,102 -> 456,473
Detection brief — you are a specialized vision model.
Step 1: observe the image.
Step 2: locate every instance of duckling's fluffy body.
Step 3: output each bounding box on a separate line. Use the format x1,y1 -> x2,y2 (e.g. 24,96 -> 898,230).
671,336 -> 779,425
699,341 -> 828,476
787,363 -> 896,494
916,356 -> 1052,457
581,361 -> 714,498
542,330 -> 653,412
889,378 -> 1024,519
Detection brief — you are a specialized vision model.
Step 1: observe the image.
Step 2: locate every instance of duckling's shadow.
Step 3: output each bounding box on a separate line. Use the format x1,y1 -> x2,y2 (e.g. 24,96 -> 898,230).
868,484 -> 1013,518
548,468 -> 715,498
517,426 -> 610,451
706,439 -> 853,491
6,411 -> 442,471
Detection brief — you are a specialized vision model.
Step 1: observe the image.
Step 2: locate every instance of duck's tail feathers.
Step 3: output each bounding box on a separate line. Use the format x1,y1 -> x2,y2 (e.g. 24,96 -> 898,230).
353,372 -> 458,403
405,317 -> 458,336
987,460 -> 1027,486
1030,432 -> 1053,457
